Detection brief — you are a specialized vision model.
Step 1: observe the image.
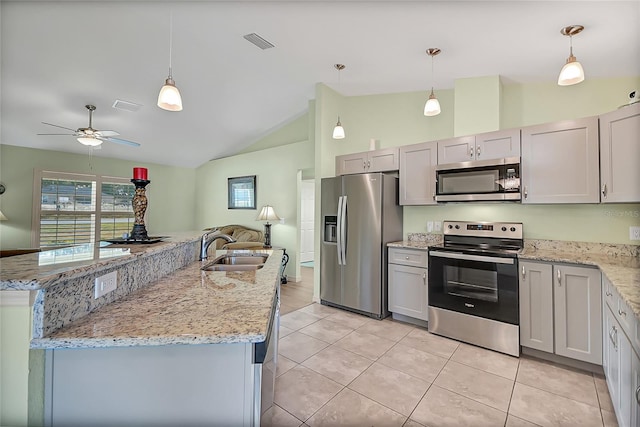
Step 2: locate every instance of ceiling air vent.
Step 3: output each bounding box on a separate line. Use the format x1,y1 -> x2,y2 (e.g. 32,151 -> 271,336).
112,99 -> 142,112
243,33 -> 275,50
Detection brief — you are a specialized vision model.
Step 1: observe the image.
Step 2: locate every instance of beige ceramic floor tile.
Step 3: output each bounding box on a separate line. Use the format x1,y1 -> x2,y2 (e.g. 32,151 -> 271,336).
601,409 -> 618,427
279,331 -> 329,363
280,311 -> 324,331
398,328 -> 460,359
349,362 -> 430,416
301,345 -> 373,386
298,303 -> 341,318
516,356 -> 599,408
279,325 -> 295,338
323,309 -> 371,329
450,342 -> 520,380
298,319 -> 354,344
434,360 -> 514,412
270,404 -> 304,427
306,388 -> 406,427
334,330 -> 396,360
410,385 -> 507,427
276,355 -> 298,377
403,419 -> 426,427
377,343 -> 447,383
356,317 -> 414,342
509,382 -> 603,427
505,415 -> 541,427
274,365 -> 343,422
594,373 -> 614,412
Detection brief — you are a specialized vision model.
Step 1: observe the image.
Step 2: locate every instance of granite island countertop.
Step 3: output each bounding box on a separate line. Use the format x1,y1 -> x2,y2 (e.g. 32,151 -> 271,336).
30,248 -> 283,349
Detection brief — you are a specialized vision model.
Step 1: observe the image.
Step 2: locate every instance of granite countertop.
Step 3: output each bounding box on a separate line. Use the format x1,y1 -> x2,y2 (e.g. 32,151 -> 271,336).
31,249 -> 283,349
0,232 -> 202,291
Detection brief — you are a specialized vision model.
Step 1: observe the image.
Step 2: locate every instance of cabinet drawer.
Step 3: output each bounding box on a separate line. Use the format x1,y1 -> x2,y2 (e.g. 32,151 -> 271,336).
388,248 -> 428,268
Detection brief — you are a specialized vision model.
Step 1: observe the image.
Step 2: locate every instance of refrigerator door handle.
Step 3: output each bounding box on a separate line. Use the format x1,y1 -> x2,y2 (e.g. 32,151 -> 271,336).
336,196 -> 344,265
340,195 -> 348,265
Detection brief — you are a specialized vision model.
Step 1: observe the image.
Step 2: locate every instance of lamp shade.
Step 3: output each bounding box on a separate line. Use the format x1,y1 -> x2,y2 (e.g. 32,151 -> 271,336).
256,205 -> 280,222
77,136 -> 103,146
557,56 -> 585,86
0,210 -> 7,221
158,78 -> 183,111
424,92 -> 441,116
332,116 -> 345,139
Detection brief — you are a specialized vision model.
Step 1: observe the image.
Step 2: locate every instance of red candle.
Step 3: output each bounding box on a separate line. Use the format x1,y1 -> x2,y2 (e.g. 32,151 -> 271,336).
133,167 -> 148,180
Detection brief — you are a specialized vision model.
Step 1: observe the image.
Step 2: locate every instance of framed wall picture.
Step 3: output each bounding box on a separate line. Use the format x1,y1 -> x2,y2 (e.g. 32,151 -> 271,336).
228,175 -> 256,209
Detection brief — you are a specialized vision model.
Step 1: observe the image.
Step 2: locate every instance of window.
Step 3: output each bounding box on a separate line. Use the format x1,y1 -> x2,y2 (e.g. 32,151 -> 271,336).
33,171 -> 135,248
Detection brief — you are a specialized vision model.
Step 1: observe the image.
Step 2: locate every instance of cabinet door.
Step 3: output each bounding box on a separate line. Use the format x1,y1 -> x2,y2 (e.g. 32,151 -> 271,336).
388,264 -> 428,321
521,117 -> 600,203
619,330 -> 632,427
632,351 -> 640,427
437,135 -> 476,164
519,261 -> 554,353
599,103 -> 640,203
336,152 -> 367,175
368,148 -> 400,173
475,129 -> 521,160
553,265 -> 602,364
399,141 -> 437,205
605,306 -> 622,413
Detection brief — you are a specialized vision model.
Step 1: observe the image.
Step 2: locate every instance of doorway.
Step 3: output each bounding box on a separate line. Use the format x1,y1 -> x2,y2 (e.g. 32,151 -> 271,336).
299,179 -> 315,265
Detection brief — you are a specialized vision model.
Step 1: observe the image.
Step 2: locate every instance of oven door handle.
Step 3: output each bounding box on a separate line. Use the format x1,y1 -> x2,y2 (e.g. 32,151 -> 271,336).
429,251 -> 515,265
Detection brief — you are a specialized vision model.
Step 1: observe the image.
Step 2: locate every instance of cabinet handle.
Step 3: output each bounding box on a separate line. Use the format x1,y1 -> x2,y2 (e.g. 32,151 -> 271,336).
557,269 -> 562,286
602,184 -> 607,198
521,265 -> 526,279
405,256 -> 410,260
636,385 -> 640,404
524,186 -> 528,199
476,146 -> 481,157
363,161 -> 367,170
432,192 -> 436,201
469,147 -> 474,158
605,290 -> 612,297
618,308 -> 627,317
423,272 -> 427,285
609,326 -> 618,350
367,160 -> 371,168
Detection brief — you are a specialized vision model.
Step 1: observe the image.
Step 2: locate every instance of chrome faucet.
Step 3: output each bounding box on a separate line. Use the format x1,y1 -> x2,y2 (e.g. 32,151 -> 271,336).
200,230 -> 236,260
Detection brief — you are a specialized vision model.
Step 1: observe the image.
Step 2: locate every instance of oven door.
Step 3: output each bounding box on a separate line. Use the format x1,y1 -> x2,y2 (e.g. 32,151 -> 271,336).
428,250 -> 518,324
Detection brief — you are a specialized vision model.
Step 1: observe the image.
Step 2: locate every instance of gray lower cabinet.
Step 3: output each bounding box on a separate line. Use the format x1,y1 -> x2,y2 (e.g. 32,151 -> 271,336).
388,248 -> 428,321
519,261 -> 602,364
632,352 -> 640,427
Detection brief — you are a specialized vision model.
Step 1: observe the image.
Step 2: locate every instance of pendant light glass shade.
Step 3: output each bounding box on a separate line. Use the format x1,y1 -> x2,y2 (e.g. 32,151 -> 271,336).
332,116 -> 345,139
77,136 -> 102,146
0,210 -> 7,221
557,25 -> 585,86
424,90 -> 441,116
158,14 -> 183,111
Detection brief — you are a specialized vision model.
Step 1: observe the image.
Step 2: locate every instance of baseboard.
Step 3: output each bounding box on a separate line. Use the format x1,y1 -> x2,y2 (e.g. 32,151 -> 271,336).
391,312 -> 428,329
521,347 -> 604,374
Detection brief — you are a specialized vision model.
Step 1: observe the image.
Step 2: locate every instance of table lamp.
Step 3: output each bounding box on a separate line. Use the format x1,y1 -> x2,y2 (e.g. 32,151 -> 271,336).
256,205 -> 280,248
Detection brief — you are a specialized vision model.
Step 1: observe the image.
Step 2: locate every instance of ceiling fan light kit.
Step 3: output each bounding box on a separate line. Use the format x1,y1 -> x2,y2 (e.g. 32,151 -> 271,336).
424,48 -> 442,117
158,14 -> 183,112
332,64 -> 346,140
558,25 -> 585,86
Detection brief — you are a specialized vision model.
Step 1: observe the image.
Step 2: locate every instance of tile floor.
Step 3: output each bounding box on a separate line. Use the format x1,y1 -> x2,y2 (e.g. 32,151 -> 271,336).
273,272 -> 618,426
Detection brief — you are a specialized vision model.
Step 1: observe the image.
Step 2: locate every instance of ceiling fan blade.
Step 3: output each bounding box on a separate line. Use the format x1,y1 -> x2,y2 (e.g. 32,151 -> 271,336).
95,130 -> 120,137
42,122 -> 77,132
37,133 -> 75,136
100,136 -> 141,147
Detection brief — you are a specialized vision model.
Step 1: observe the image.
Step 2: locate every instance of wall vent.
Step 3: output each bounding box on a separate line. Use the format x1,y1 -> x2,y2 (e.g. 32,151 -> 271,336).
243,33 -> 275,50
112,100 -> 142,112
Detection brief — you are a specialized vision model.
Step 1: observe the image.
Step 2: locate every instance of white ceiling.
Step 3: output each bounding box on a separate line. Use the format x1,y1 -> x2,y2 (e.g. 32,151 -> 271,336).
1,1 -> 639,168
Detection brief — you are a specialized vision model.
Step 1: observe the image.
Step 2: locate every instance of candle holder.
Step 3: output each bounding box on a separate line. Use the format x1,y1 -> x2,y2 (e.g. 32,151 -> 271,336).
130,179 -> 151,241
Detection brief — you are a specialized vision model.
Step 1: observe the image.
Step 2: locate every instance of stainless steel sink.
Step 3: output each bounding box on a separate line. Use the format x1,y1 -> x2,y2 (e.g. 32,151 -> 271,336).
201,253 -> 268,271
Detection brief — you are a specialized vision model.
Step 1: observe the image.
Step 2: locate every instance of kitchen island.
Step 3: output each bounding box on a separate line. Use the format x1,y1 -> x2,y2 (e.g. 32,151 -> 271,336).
0,234 -> 282,426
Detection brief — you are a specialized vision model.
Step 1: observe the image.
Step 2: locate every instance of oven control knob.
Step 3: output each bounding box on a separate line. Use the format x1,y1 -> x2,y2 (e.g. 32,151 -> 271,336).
510,227 -> 516,232
501,226 -> 507,232
455,225 -> 460,229
448,225 -> 453,229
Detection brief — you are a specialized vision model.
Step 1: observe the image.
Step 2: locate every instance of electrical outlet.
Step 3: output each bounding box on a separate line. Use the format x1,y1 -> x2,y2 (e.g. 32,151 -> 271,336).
94,271 -> 117,299
427,221 -> 433,232
434,221 -> 442,232
630,226 -> 640,241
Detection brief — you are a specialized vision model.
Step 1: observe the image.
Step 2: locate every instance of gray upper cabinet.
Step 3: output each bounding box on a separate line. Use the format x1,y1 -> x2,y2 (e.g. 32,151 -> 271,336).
519,260 -> 602,365
399,141 -> 437,205
336,148 -> 399,175
599,102 -> 640,203
521,116 -> 600,204
438,130 -> 520,164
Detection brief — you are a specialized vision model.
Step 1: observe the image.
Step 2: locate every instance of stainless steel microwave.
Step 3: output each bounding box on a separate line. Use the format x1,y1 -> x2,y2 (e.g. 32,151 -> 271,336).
435,157 -> 521,202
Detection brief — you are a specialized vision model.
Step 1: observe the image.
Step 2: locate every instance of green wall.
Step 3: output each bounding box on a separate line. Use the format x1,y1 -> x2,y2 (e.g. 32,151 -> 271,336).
238,113 -> 309,155
0,145 -> 197,250
194,139 -> 314,279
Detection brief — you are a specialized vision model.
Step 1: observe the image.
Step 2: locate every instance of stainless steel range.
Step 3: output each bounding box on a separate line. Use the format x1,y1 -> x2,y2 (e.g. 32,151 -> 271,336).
428,220 -> 523,356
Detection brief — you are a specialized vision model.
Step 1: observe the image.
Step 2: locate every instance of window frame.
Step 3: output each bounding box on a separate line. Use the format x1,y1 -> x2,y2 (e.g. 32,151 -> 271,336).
31,170 -> 136,248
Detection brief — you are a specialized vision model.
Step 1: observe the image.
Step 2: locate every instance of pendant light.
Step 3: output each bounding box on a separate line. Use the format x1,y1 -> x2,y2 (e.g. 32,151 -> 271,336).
558,25 -> 585,86
157,14 -> 183,111
424,48 -> 441,116
332,64 -> 346,139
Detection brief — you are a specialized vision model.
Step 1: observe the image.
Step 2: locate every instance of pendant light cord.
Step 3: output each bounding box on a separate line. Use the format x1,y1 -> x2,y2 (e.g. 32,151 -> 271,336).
430,55 -> 435,92
168,13 -> 173,79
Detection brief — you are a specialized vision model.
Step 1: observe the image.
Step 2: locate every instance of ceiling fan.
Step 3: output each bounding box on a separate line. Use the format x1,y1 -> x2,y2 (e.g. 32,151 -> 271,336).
38,104 -> 140,147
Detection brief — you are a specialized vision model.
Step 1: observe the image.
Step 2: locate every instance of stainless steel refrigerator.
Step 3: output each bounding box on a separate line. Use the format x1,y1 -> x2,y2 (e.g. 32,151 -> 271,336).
320,173 -> 403,319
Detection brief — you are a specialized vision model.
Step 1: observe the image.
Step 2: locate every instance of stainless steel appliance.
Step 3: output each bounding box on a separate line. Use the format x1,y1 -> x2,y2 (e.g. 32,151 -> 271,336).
320,173 -> 403,319
435,157 -> 520,202
428,221 -> 523,356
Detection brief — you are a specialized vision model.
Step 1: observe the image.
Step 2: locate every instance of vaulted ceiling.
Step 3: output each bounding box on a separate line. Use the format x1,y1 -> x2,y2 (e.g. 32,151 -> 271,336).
2,1 -> 639,168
